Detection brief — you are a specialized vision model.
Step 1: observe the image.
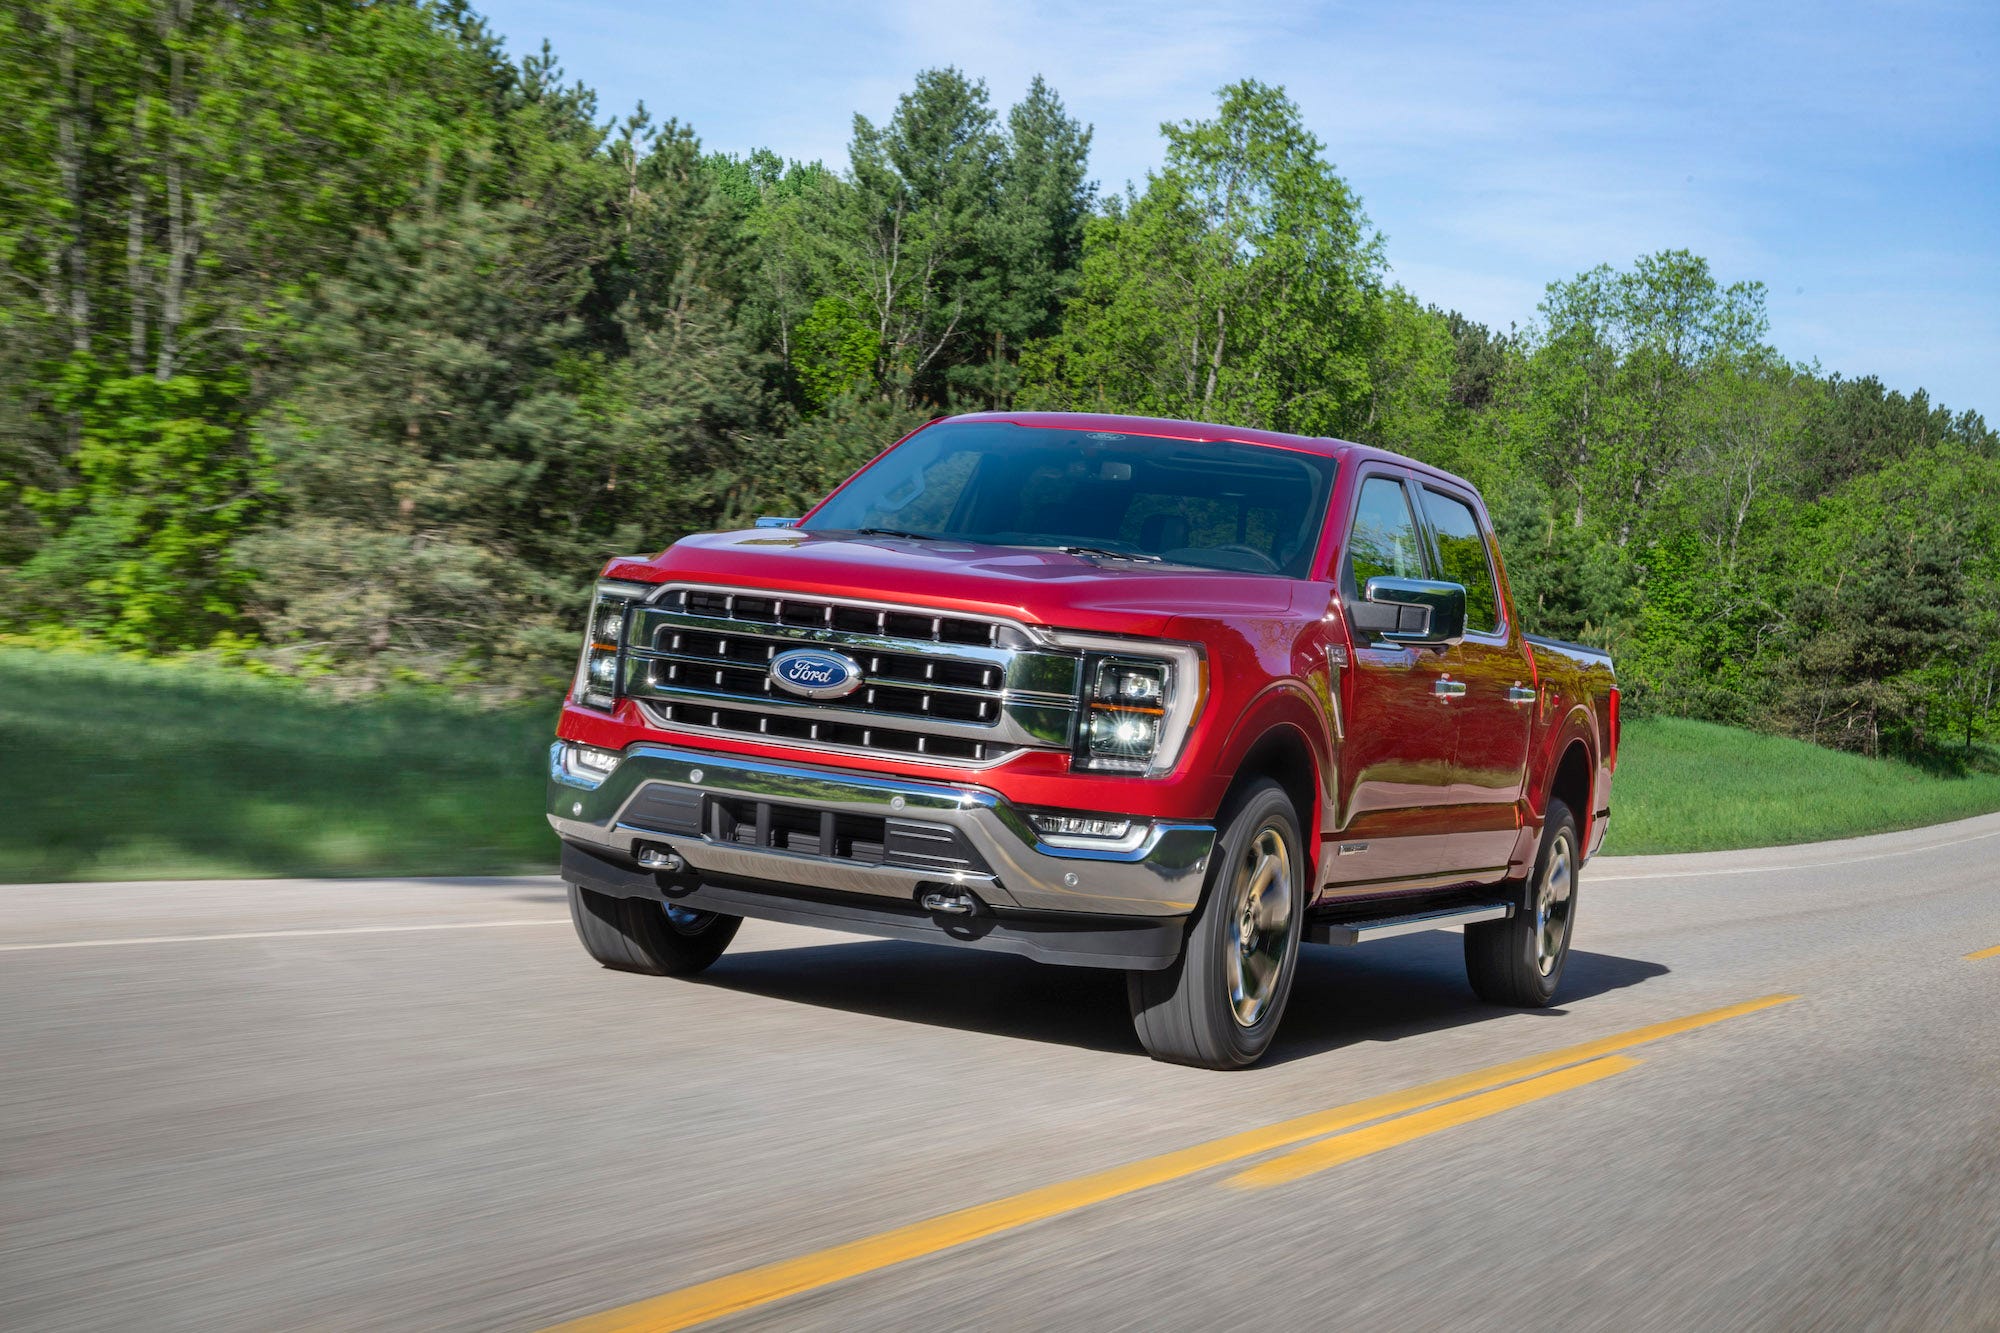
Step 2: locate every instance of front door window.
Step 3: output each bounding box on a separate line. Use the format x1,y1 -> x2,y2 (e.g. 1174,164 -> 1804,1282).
1347,476 -> 1426,590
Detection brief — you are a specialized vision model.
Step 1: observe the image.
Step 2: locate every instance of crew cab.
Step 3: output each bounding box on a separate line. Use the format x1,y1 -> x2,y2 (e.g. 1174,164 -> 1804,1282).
549,413 -> 1617,1068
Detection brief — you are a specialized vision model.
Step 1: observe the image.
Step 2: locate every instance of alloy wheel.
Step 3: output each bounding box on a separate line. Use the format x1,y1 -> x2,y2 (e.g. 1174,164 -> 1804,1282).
1226,826 -> 1295,1027
1534,831 -> 1575,976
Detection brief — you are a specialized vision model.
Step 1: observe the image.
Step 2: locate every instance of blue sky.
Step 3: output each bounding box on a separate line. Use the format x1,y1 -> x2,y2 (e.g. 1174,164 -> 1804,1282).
475,1 -> 1998,421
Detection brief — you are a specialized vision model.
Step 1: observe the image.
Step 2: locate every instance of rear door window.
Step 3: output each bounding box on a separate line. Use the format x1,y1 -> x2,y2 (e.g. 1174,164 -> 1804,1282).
1419,487 -> 1501,634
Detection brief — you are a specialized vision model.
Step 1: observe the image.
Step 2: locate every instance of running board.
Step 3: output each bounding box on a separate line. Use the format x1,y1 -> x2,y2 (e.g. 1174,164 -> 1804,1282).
1308,901 -> 1513,946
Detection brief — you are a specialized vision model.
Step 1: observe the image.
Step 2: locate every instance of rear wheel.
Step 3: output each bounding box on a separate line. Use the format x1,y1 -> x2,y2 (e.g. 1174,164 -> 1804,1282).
1127,779 -> 1304,1069
567,884 -> 740,976
1465,798 -> 1578,1006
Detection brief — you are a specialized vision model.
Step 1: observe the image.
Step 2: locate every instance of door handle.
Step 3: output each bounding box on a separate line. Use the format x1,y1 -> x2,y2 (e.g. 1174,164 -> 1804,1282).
1507,685 -> 1538,705
1432,679 -> 1467,698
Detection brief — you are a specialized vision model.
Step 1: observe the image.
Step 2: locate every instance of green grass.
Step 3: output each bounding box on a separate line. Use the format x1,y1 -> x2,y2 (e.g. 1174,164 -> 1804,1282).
0,648 -> 555,883
5,651 -> 1999,881
1600,717 -> 2000,855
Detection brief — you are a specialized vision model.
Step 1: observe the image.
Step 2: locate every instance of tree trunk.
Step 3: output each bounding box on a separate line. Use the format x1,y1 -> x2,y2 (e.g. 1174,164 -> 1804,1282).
127,85 -> 149,375
1202,305 -> 1225,410
154,0 -> 196,382
57,20 -> 91,360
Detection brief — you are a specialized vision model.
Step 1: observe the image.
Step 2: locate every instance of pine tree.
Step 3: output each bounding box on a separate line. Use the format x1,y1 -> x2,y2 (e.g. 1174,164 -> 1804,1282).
241,196 -> 596,685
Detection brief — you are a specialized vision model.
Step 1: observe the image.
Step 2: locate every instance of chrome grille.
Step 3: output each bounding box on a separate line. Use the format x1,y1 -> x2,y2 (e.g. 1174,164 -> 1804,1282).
623,586 -> 1085,766
652,626 -> 1001,724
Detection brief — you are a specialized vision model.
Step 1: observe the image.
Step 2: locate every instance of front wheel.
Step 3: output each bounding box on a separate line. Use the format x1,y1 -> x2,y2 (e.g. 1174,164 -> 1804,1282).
568,884 -> 741,977
1127,778 -> 1304,1069
1464,798 -> 1579,1006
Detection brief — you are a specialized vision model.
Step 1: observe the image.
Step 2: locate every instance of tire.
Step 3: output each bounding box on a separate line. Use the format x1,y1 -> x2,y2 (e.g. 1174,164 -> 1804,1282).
567,883 -> 741,977
1127,778 -> 1305,1069
1465,797 -> 1579,1006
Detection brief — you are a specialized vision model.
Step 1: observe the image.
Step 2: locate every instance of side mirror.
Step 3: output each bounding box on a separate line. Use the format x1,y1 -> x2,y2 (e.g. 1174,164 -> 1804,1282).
1357,577 -> 1467,646
753,516 -> 800,529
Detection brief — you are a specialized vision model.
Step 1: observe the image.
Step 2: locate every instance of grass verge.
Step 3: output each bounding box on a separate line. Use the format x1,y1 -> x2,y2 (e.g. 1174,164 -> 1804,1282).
0,648 -> 553,883
1599,717 -> 2000,855
5,651 -> 1998,881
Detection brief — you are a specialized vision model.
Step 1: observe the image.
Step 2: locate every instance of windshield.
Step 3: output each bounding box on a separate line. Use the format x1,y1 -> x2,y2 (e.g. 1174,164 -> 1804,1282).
803,422 -> 1337,577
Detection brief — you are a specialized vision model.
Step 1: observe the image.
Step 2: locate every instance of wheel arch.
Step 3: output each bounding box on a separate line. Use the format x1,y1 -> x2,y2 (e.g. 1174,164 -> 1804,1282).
1225,723 -> 1319,844
1548,735 -> 1594,852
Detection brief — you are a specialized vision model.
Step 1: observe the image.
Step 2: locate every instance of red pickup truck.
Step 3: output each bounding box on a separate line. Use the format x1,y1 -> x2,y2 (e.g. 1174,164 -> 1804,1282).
549,412 -> 1617,1068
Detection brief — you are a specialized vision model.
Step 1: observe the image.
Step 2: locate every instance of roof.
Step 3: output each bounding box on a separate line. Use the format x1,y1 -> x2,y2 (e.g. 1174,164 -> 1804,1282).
944,410 -> 1348,458
941,411 -> 1463,486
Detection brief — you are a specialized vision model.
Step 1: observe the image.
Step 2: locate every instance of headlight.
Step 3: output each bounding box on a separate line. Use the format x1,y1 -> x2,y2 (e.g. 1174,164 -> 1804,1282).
1084,659 -> 1167,770
594,602 -> 626,642
1097,661 -> 1167,706
572,580 -> 655,711
1045,633 -> 1205,776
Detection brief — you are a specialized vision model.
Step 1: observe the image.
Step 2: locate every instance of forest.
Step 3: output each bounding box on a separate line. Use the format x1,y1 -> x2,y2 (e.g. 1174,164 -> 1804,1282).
3,0 -> 1996,763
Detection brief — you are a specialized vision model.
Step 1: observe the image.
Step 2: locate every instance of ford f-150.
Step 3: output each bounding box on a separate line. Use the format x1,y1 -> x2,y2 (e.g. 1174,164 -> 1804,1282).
548,412 -> 1618,1068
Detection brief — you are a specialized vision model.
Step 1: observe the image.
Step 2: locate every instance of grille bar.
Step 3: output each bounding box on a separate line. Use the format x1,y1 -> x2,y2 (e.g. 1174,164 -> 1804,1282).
648,700 -> 1000,763
675,587 -> 1016,649
632,608 -> 1020,668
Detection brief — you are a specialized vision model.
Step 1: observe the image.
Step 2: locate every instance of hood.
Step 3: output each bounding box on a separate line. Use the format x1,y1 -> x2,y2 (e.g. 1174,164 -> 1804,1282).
606,529 -> 1306,636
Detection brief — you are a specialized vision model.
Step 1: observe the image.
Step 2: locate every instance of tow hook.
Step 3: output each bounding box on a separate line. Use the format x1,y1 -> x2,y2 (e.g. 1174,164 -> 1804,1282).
635,842 -> 685,873
920,888 -> 978,915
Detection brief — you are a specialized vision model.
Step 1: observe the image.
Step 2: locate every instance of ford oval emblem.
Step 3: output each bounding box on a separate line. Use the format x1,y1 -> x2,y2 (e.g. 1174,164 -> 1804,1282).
768,647 -> 864,700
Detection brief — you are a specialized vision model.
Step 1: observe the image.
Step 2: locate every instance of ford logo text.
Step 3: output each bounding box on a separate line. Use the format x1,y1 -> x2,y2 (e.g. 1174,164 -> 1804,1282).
768,647 -> 865,700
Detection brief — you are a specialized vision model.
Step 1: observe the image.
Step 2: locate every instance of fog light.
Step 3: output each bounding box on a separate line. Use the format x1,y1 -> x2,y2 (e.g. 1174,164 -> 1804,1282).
1028,811 -> 1133,840
570,744 -> 619,775
559,743 -> 622,786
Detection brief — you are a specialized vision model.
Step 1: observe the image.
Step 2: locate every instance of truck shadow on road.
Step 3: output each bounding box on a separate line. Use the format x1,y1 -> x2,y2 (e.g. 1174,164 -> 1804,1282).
1267,939 -> 1670,1066
693,932 -> 1669,1063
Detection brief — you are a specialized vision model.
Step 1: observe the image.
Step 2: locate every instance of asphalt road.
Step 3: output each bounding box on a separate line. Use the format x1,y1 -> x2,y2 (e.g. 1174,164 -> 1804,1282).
5,813 -> 2000,1332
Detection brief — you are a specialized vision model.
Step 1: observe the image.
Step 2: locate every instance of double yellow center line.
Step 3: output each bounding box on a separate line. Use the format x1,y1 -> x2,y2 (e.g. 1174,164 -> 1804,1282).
1227,1053 -> 1641,1188
545,993 -> 1796,1333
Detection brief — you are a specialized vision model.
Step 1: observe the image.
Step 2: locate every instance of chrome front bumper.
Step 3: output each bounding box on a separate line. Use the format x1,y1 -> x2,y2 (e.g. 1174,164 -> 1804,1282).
546,742 -> 1215,918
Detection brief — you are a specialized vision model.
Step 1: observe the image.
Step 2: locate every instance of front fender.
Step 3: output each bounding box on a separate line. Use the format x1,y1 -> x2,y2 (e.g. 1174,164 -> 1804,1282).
1214,680 -> 1333,848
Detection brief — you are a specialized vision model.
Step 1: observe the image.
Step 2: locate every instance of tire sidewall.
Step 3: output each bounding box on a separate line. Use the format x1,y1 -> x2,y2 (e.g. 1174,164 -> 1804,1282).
1522,801 -> 1580,999
1190,782 -> 1306,1064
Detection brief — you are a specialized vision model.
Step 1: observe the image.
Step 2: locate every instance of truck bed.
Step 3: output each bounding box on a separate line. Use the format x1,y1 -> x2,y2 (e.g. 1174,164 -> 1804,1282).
1525,632 -> 1613,669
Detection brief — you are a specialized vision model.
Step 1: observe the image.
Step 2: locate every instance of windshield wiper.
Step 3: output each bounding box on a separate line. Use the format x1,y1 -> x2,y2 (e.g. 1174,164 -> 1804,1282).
855,527 -> 941,541
1059,545 -> 1163,563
